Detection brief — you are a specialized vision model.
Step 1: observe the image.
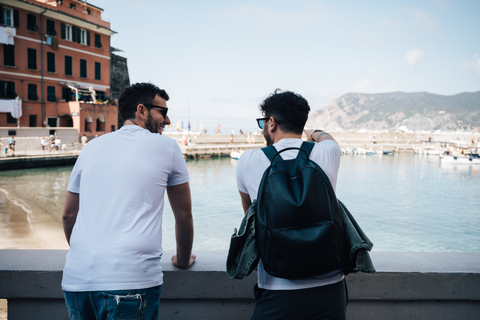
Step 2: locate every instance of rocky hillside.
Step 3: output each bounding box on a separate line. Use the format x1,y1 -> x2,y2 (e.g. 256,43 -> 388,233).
306,91 -> 480,132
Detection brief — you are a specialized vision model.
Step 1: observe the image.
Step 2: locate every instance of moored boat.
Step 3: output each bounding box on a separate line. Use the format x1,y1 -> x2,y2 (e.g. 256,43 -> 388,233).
440,155 -> 480,165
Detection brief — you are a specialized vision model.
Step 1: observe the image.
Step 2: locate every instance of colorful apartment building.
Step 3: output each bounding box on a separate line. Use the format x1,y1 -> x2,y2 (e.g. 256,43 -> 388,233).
0,0 -> 117,137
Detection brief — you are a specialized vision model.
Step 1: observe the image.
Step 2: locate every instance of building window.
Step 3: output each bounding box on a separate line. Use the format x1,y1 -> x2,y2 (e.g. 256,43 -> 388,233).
46,19 -> 56,36
27,13 -> 37,32
62,87 -> 72,102
94,34 -> 102,48
75,28 -> 90,45
65,55 -> 72,76
79,29 -> 87,45
96,117 -> 105,132
3,44 -> 14,66
7,113 -> 17,124
0,81 -> 16,99
80,59 -> 87,78
27,48 -> 37,70
70,3 -> 76,9
47,52 -> 55,73
28,83 -> 38,100
95,62 -> 101,80
47,86 -> 56,101
29,115 -> 37,127
61,23 -> 73,41
2,7 -> 18,27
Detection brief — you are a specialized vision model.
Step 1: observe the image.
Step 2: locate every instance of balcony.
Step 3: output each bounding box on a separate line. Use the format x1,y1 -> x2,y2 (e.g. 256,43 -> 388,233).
1,251 -> 479,320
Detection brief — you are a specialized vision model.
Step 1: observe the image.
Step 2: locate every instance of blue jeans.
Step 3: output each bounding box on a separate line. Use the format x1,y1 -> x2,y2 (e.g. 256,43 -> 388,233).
64,285 -> 161,320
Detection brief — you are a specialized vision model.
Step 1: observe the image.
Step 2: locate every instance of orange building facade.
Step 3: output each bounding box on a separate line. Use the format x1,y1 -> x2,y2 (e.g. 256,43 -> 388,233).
0,0 -> 117,137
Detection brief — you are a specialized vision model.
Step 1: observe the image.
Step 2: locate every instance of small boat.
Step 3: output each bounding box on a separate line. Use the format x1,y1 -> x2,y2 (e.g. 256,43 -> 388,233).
383,150 -> 394,155
354,148 -> 367,155
440,155 -> 480,165
230,151 -> 243,160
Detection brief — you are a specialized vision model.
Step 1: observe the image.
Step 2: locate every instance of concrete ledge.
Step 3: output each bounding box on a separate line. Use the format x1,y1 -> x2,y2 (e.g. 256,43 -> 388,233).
0,250 -> 479,320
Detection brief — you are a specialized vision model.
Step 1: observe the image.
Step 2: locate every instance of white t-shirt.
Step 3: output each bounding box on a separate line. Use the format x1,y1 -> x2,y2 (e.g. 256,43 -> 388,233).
62,125 -> 189,292
236,138 -> 344,290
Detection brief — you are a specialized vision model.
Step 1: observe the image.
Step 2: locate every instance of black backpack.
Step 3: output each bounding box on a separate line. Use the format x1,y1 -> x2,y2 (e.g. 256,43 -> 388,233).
256,141 -> 349,279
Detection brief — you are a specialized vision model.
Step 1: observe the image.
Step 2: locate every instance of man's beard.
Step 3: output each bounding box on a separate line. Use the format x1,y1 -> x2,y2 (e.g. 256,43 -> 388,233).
145,113 -> 162,134
263,128 -> 273,146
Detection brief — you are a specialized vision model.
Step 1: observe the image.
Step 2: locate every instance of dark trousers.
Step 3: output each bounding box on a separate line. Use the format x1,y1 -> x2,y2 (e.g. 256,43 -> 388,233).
251,280 -> 347,320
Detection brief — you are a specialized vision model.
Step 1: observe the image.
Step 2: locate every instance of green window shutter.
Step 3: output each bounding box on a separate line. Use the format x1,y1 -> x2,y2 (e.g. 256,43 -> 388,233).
95,62 -> 101,80
47,52 -> 55,73
47,19 -> 56,36
28,84 -> 38,100
0,7 -> 4,25
61,23 -> 65,39
65,55 -> 72,76
87,30 -> 90,46
8,81 -> 16,99
95,34 -> 102,48
27,14 -> 36,31
27,48 -> 37,70
47,86 -> 56,102
72,26 -> 77,42
13,9 -> 19,28
80,59 -> 87,78
3,44 -> 15,66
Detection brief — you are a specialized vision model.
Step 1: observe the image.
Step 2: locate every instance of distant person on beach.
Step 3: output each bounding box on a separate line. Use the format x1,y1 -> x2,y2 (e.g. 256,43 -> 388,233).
49,135 -> 55,152
61,82 -> 195,320
55,137 -> 61,151
40,137 -> 47,152
236,89 -> 346,319
8,137 -> 15,156
80,134 -> 88,148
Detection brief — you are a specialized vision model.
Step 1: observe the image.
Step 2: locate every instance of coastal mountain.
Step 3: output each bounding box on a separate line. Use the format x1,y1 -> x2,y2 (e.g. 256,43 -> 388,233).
306,91 -> 480,132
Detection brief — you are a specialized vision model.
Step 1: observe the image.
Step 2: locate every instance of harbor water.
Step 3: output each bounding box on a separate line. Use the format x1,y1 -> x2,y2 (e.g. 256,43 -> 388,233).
0,153 -> 479,252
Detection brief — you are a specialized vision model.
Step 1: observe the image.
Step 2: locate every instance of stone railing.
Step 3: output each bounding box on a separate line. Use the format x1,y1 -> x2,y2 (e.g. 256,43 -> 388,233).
0,250 -> 479,320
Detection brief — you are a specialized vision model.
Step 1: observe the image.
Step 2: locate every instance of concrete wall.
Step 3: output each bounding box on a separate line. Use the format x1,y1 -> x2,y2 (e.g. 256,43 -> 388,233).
0,250 -> 479,320
0,127 -> 80,155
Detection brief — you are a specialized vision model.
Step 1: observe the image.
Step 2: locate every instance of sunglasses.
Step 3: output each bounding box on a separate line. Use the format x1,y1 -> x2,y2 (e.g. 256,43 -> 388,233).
144,104 -> 168,118
256,117 -> 280,129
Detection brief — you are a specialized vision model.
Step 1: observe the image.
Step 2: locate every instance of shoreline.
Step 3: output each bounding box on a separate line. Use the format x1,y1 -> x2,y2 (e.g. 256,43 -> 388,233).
0,189 -> 68,250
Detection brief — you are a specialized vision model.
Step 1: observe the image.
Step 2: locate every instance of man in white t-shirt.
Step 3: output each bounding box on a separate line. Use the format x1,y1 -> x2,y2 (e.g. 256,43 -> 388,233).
62,83 -> 196,320
236,89 -> 347,319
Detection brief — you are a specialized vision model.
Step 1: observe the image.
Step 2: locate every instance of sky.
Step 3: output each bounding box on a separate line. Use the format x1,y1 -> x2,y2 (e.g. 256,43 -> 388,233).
90,0 -> 480,134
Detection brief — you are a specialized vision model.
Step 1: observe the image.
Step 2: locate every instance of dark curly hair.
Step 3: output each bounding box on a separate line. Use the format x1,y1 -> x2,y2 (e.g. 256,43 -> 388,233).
259,89 -> 310,134
118,82 -> 169,122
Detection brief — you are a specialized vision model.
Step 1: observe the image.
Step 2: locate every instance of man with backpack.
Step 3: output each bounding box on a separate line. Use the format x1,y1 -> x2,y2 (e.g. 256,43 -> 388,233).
236,89 -> 347,319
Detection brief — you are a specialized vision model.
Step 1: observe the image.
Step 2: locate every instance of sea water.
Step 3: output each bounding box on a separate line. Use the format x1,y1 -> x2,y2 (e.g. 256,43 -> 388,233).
0,153 -> 479,252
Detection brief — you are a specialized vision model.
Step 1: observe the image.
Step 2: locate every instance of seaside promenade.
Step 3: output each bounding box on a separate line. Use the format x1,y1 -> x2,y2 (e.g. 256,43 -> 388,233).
1,130 -> 478,169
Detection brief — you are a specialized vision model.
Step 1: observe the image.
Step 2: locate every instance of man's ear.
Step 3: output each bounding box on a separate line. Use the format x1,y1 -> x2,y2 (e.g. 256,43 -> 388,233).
136,104 -> 146,120
269,117 -> 279,132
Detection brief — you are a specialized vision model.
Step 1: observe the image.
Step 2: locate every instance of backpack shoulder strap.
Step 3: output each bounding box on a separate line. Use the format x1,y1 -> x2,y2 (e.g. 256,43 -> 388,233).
261,146 -> 277,162
299,141 -> 315,159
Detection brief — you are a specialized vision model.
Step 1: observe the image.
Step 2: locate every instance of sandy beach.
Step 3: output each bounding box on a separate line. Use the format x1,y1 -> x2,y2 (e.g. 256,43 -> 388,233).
0,189 -> 68,250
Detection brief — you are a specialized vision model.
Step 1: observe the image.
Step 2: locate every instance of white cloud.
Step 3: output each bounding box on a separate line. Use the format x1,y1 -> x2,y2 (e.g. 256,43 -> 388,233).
404,49 -> 424,67
461,53 -> 480,75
